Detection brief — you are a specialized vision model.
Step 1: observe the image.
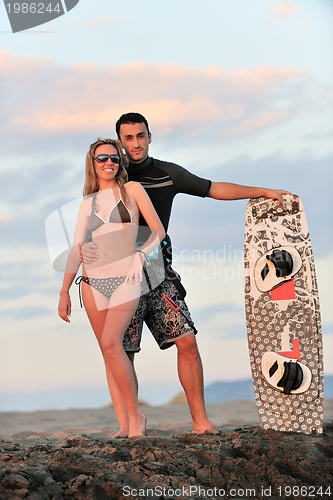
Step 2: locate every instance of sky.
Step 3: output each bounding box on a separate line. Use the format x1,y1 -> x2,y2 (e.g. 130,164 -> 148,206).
0,0 -> 332,411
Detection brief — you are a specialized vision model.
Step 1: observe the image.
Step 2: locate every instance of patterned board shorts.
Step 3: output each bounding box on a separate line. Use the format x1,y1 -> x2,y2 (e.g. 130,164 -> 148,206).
122,276 -> 197,352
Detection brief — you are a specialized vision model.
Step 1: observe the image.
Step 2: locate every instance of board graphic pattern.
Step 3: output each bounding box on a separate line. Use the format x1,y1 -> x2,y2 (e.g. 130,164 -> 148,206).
244,195 -> 324,434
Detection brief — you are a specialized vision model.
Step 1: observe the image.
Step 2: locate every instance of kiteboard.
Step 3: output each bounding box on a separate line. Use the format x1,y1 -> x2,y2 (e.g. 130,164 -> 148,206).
244,194 -> 324,434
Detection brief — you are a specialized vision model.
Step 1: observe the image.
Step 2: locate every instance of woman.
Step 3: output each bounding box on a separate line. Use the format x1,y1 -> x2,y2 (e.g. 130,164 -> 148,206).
58,138 -> 165,437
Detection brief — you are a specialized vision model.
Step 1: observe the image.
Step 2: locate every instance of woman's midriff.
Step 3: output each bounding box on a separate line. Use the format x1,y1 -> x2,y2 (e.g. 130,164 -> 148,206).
84,223 -> 138,278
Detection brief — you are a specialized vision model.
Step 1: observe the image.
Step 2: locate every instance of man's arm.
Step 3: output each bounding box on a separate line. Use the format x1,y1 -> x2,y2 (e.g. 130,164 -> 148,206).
160,162 -> 289,204
208,182 -> 290,204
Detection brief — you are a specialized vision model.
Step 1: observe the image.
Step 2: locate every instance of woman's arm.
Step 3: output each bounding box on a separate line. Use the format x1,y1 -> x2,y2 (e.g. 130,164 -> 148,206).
58,199 -> 90,322
124,182 -> 165,285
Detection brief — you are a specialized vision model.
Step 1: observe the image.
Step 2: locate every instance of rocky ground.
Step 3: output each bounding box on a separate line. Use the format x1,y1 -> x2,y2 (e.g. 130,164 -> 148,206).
0,421 -> 332,500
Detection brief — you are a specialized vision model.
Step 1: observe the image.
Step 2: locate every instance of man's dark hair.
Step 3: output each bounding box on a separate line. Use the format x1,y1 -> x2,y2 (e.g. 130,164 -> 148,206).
116,112 -> 150,139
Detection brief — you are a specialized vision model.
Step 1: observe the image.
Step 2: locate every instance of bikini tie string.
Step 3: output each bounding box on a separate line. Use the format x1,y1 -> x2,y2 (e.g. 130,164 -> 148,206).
75,275 -> 89,308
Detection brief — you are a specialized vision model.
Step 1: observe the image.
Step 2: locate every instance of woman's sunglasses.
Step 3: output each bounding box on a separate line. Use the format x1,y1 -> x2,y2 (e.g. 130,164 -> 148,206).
94,154 -> 120,164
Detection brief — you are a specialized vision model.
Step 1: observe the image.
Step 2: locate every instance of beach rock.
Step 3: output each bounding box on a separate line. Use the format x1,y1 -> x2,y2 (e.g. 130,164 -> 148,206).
0,422 -> 332,499
168,391 -> 187,404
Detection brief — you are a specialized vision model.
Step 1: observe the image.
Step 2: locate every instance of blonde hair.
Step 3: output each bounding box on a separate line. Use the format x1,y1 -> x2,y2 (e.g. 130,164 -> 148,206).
83,138 -> 129,209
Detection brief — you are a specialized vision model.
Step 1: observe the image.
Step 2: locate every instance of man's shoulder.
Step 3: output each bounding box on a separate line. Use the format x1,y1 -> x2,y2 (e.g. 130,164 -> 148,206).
150,157 -> 188,177
151,157 -> 181,167
150,157 -> 211,198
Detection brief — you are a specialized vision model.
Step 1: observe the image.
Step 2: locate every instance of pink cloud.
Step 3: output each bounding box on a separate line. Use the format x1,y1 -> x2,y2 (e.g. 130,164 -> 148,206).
0,50 -> 51,77
85,16 -> 115,27
0,51 -> 310,142
222,109 -> 291,136
0,214 -> 16,224
271,0 -> 300,19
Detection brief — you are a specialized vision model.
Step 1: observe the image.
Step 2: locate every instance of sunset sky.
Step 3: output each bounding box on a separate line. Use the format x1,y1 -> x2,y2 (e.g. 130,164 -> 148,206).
0,0 -> 332,410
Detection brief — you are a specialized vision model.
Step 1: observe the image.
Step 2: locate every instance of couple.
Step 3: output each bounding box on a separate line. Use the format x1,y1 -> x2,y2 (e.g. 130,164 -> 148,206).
58,112 -> 289,437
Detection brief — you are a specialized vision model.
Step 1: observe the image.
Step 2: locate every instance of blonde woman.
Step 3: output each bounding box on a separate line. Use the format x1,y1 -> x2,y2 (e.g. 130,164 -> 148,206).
58,138 -> 165,437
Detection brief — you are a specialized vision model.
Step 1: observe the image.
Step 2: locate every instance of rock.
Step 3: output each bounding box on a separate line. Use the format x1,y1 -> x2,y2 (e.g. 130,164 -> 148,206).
0,423 -> 332,499
168,391 -> 187,404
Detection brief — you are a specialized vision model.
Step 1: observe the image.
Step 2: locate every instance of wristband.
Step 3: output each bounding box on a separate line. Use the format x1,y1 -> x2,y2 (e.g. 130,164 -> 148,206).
60,291 -> 70,296
136,249 -> 150,266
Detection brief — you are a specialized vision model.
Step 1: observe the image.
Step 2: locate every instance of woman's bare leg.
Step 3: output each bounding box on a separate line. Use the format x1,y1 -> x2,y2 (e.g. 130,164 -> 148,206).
101,284 -> 145,437
82,282 -> 130,436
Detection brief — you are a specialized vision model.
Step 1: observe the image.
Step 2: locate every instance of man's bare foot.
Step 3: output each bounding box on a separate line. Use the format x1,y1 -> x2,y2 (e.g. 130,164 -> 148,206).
192,421 -> 218,434
128,414 -> 146,437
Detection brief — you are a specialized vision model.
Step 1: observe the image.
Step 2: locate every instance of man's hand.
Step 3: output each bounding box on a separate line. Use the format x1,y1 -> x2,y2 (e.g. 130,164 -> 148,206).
81,241 -> 99,264
262,188 -> 291,205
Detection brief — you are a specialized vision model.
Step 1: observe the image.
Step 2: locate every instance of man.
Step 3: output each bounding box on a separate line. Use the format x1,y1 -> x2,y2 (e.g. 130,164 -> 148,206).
83,112 -> 289,435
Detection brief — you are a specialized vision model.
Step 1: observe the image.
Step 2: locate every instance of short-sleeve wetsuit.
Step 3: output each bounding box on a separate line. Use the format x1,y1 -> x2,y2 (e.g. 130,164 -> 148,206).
123,156 -> 211,351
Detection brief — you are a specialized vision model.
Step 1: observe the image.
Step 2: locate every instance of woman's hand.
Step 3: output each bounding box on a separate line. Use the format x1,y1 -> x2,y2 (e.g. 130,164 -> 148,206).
125,251 -> 145,286
58,292 -> 71,323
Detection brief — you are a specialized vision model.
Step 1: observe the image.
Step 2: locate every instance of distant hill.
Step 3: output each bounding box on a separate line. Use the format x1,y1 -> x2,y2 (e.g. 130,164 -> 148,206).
204,375 -> 333,403
204,379 -> 255,403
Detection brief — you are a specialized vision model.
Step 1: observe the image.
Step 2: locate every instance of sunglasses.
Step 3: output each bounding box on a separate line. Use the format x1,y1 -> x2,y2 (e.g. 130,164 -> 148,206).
94,154 -> 120,164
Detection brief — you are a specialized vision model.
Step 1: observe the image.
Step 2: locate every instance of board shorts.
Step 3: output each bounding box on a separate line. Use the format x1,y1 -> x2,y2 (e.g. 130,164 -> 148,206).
122,274 -> 197,352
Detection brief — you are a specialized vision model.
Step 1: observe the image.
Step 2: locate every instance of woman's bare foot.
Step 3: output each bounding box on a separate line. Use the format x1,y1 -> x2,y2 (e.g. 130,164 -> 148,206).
128,414 -> 146,437
111,429 -> 128,438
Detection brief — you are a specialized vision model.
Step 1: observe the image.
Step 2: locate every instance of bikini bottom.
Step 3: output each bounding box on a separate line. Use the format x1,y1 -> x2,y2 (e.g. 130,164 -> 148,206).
75,275 -> 126,307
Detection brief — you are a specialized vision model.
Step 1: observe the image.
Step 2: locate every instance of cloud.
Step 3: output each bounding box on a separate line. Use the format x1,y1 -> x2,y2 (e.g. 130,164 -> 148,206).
0,54 -> 331,346
85,16 -> 117,27
0,50 -> 316,150
1,151 -> 332,255
270,0 -> 300,20
169,153 -> 333,259
84,15 -> 134,28
222,109 -> 290,136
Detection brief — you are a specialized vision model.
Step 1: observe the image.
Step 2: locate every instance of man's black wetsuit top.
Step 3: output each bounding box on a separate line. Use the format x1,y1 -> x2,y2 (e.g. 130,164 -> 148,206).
127,157 -> 211,295
127,156 -> 211,232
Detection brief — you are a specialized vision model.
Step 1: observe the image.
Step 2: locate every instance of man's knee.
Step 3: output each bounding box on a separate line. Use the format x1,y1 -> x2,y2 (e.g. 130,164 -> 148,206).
175,333 -> 199,354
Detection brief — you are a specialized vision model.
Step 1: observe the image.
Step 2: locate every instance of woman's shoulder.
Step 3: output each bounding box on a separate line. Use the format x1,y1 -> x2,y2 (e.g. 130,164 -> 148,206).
80,194 -> 93,213
124,181 -> 145,195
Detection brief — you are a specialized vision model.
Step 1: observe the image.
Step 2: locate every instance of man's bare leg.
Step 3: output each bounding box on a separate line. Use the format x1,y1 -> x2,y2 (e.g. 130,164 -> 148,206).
175,334 -> 217,433
126,335 -> 216,433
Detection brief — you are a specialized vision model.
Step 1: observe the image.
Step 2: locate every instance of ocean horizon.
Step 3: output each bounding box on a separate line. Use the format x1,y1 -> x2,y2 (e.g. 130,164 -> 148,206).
1,375 -> 332,413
